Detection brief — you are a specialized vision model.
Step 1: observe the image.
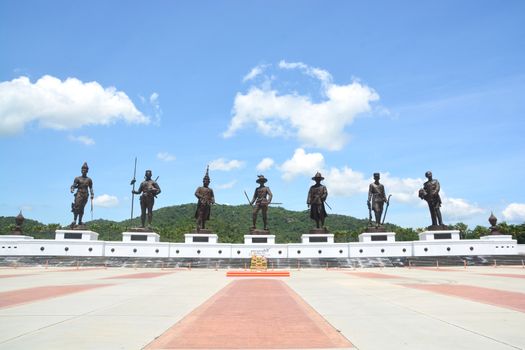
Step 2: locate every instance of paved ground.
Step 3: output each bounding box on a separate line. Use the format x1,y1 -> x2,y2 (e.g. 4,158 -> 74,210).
0,265 -> 524,349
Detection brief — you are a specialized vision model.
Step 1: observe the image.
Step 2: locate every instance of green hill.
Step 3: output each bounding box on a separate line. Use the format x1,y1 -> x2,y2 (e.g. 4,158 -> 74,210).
2,204 -> 523,243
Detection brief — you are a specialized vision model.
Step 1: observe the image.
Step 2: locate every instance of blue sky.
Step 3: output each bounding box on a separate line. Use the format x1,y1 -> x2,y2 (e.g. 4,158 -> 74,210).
1,0 -> 524,229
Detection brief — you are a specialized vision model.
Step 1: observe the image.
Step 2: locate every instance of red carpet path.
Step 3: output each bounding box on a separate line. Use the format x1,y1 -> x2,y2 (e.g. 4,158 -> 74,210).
146,279 -> 353,349
0,284 -> 111,309
405,284 -> 525,313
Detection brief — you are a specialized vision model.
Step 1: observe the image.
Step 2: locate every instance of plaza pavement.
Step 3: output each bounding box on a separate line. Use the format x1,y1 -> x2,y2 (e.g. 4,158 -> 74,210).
0,265 -> 524,349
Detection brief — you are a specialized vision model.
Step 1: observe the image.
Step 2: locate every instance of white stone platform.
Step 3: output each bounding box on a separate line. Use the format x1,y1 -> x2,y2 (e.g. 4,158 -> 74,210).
301,234 -> 334,244
480,234 -> 513,241
0,235 -> 34,240
122,231 -> 160,243
55,229 -> 99,241
359,232 -> 396,242
418,230 -> 460,241
244,235 -> 275,244
184,233 -> 218,244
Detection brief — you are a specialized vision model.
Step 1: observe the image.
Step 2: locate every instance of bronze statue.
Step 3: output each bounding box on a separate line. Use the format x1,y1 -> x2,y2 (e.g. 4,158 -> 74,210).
307,172 -> 328,229
250,175 -> 273,231
12,211 -> 25,234
194,166 -> 215,231
419,171 -> 445,229
488,212 -> 502,235
70,162 -> 94,228
132,170 -> 161,228
367,173 -> 387,228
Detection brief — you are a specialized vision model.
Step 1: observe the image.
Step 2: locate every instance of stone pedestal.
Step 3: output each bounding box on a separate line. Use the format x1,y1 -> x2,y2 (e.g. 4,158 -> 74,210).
244,235 -> 275,244
184,233 -> 218,244
55,229 -> 99,241
301,234 -> 334,244
359,232 -> 396,243
122,231 -> 160,242
480,234 -> 513,241
418,230 -> 460,241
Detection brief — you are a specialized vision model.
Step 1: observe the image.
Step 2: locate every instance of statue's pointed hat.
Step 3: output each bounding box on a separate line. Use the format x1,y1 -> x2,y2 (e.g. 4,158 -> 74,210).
203,165 -> 210,181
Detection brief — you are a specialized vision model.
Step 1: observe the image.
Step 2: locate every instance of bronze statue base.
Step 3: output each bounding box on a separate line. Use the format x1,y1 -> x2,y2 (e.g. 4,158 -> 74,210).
128,227 -> 154,232
70,224 -> 88,230
427,224 -> 450,231
309,228 -> 329,234
249,228 -> 270,235
193,228 -> 213,234
366,225 -> 387,233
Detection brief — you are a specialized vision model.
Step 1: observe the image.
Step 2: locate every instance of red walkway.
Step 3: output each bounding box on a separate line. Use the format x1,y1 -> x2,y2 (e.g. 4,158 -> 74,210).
146,279 -> 353,349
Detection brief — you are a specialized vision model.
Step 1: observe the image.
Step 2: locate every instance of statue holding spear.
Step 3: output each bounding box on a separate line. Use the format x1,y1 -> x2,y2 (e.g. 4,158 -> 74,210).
131,169 -> 161,229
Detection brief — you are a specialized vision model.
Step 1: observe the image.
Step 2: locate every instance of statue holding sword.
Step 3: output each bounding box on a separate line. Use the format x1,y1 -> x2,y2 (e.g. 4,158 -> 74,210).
248,175 -> 273,231
307,172 -> 329,230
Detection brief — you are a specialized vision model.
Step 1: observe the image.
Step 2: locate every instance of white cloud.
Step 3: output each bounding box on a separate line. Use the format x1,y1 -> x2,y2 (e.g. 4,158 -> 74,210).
381,173 -> 423,205
502,203 -> 525,222
278,60 -> 332,85
209,158 -> 244,171
68,135 -> 95,146
441,197 -> 484,221
324,166 -> 368,196
224,61 -> 379,150
216,180 -> 237,190
149,92 -> 162,121
243,64 -> 267,82
256,157 -> 275,171
0,75 -> 149,135
279,148 -> 325,181
93,194 -> 119,208
157,152 -> 176,162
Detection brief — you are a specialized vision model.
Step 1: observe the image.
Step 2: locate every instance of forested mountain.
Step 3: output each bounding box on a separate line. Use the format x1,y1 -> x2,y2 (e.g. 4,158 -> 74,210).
1,204 -> 524,243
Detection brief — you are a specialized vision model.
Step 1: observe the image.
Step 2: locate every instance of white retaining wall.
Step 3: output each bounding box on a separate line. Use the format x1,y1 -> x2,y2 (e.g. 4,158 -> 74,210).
0,235 -> 518,258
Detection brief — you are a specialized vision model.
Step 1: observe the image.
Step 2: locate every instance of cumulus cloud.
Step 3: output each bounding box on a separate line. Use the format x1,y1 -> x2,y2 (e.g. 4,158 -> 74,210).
243,64 -> 268,82
256,157 -> 275,171
279,148 -> 325,181
224,61 -> 379,150
441,197 -> 484,220
157,152 -> 176,162
0,75 -> 149,135
209,158 -> 244,171
216,180 -> 237,190
68,135 -> 95,146
381,174 -> 423,204
324,166 -> 369,196
502,203 -> 525,222
278,60 -> 331,85
93,194 -> 119,208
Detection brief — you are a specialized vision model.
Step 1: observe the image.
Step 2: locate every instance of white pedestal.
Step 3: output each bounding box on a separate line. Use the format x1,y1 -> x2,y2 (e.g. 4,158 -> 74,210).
480,234 -> 513,241
122,231 -> 160,243
418,230 -> 460,241
184,233 -> 218,244
55,229 -> 99,241
359,232 -> 396,243
301,234 -> 334,244
244,235 -> 275,244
